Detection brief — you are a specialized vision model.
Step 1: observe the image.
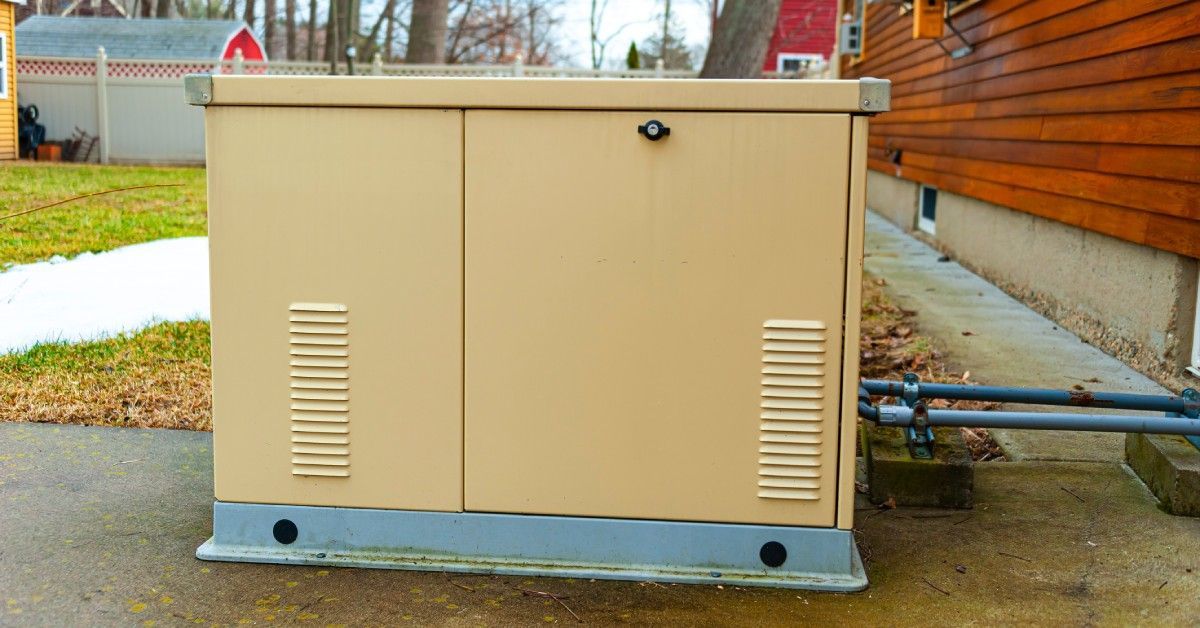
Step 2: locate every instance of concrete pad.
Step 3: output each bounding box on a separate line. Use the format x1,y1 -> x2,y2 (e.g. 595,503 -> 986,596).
864,211 -> 1171,463
862,423 -> 973,509
1127,433 -> 1200,517
4,422 -> 1200,625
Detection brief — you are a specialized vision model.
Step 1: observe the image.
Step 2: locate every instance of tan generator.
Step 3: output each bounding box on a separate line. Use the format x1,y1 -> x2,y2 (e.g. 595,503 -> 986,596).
189,75 -> 888,591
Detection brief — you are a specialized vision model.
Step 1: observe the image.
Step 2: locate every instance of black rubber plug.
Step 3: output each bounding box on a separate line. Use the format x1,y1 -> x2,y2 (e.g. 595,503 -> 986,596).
760,541 -> 787,568
273,519 -> 299,545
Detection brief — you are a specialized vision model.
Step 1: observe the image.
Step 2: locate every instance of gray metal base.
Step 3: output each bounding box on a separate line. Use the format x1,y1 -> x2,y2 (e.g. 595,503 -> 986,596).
198,502 -> 867,591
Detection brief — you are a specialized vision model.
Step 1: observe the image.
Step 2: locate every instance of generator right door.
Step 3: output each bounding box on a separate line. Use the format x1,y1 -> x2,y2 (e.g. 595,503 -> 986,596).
464,109 -> 852,526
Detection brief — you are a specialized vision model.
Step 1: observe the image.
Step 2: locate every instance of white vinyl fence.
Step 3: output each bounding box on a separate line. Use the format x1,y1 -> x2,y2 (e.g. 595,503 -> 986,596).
17,49 -> 831,165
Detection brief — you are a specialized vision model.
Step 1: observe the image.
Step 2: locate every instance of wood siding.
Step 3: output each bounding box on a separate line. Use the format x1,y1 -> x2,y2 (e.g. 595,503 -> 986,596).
841,0 -> 1200,258
1,2 -> 15,160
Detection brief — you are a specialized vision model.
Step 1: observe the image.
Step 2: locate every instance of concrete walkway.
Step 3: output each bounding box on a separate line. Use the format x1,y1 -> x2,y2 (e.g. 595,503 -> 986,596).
3,422 -> 1198,625
864,212 -> 1171,463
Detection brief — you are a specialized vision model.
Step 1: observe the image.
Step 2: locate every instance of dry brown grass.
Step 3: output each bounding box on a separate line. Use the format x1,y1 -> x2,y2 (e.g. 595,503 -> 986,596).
0,321 -> 211,431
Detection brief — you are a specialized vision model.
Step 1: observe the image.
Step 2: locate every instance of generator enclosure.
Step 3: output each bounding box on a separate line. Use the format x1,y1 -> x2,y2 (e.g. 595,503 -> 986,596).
190,75 -> 887,590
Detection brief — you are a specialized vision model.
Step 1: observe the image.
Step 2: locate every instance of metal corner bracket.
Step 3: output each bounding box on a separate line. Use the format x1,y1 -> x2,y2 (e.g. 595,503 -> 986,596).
184,74 -> 214,106
858,77 -> 891,113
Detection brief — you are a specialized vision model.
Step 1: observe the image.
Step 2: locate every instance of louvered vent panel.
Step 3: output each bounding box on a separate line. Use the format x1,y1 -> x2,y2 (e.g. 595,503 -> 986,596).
758,320 -> 826,500
289,302 -> 350,477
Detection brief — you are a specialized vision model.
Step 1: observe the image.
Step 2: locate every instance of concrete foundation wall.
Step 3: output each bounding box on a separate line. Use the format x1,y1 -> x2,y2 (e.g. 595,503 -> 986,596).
865,171 -> 1199,387
866,170 -> 918,229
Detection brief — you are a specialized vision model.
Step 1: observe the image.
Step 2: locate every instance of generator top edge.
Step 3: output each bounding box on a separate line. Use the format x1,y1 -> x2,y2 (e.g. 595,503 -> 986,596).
183,74 -> 890,114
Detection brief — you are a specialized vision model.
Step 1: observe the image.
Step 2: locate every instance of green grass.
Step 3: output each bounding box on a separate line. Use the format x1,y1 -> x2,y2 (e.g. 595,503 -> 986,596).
0,321 -> 212,430
0,162 -> 206,267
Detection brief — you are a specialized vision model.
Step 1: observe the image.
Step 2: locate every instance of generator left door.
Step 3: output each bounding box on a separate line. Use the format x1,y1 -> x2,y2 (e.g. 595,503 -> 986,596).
207,106 -> 464,511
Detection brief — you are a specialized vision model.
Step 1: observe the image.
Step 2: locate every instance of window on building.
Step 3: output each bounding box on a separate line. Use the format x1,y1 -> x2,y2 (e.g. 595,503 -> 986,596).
918,185 -> 938,235
0,33 -> 7,100
777,53 -> 823,74
1190,277 -> 1200,378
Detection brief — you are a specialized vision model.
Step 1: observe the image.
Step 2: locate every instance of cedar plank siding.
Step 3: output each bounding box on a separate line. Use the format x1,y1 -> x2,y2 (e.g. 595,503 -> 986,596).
840,0 -> 1200,258
0,1 -> 15,160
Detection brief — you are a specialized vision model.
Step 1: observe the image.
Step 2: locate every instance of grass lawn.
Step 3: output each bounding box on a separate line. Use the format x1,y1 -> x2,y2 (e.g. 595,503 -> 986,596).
0,321 -> 212,430
0,162 -> 206,267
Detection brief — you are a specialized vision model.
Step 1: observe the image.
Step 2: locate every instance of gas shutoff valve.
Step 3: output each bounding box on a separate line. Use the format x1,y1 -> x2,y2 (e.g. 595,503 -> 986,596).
638,119 -> 670,141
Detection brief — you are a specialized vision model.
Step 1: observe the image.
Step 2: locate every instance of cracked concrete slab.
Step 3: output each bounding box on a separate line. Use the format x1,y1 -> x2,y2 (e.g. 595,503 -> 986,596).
863,212 -> 1171,463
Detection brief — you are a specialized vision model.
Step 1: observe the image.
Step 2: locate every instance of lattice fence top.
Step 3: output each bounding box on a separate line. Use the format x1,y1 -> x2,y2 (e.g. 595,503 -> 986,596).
108,60 -> 218,79
17,58 -> 96,78
18,55 -> 831,81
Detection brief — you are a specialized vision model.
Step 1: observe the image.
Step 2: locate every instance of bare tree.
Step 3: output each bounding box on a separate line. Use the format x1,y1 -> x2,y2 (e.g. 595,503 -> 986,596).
444,0 -> 562,65
659,0 -> 670,59
640,3 -> 692,71
383,0 -> 399,61
701,0 -> 719,40
699,0 -> 779,78
264,0 -> 277,56
588,0 -> 639,70
306,0 -> 317,60
243,0 -> 256,29
285,0 -> 297,59
406,0 -> 449,63
357,0 -> 396,60
325,0 -> 339,64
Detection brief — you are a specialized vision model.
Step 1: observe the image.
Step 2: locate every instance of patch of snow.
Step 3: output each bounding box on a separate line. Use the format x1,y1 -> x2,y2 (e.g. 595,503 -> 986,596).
0,237 -> 210,354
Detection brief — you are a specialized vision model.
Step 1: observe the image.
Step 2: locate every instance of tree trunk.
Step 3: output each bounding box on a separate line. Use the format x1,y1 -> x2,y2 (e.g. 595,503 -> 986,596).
709,0 -> 719,40
699,0 -> 779,78
224,0 -> 237,20
264,0 -> 277,57
306,0 -> 316,60
383,1 -> 396,62
285,0 -> 297,59
155,0 -> 170,17
325,0 -> 338,66
660,0 -> 670,63
243,0 -> 256,30
406,0 -> 449,64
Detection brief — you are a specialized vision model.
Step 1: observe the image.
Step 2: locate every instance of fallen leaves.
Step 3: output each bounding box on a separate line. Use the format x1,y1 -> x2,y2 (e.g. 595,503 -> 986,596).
859,276 -> 1005,462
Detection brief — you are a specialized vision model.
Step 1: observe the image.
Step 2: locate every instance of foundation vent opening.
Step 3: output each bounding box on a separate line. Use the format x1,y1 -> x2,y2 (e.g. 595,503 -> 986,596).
289,302 -> 350,477
758,319 -> 826,500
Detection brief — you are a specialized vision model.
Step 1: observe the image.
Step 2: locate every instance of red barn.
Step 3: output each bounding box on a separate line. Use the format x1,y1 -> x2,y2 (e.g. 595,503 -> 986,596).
763,0 -> 839,73
15,16 -> 266,65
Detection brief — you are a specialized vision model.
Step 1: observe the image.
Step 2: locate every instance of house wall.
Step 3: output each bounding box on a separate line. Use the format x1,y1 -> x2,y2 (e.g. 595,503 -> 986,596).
841,0 -> 1200,259
843,0 -> 1200,384
1,2 -> 16,160
763,0 -> 839,70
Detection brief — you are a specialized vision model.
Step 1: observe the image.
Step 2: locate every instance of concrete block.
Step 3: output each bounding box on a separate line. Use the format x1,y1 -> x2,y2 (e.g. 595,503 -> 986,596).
1126,433 -> 1200,517
861,422 -> 973,509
